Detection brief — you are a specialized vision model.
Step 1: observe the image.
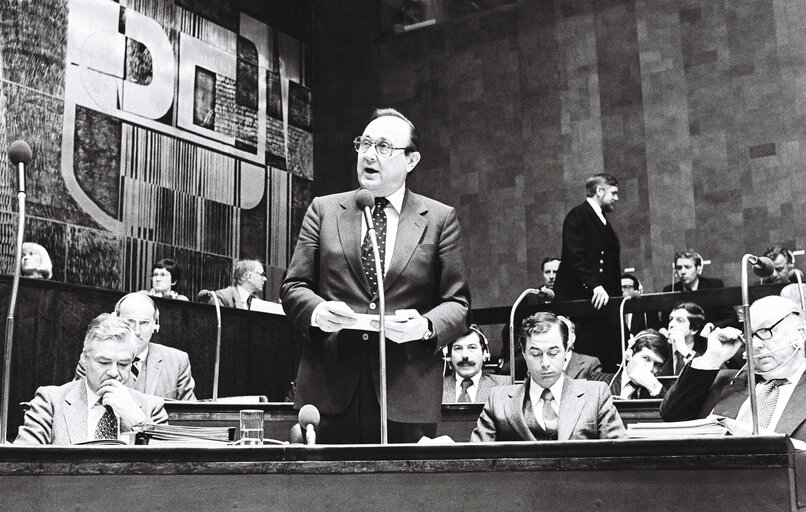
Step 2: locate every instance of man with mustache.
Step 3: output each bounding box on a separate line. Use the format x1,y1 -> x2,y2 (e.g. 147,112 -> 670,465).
443,326 -> 508,403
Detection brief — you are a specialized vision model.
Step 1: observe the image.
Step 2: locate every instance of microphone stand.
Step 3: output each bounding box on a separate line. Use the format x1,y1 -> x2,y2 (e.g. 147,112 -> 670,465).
740,254 -> 760,435
1,160 -> 26,443
612,296 -> 631,390
794,271 -> 805,312
210,292 -> 222,400
508,289 -> 541,384
365,223 -> 388,444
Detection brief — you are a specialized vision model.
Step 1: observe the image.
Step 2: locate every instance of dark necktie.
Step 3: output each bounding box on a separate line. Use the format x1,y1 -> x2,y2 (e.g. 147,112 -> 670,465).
131,356 -> 140,381
457,378 -> 473,402
541,388 -> 558,437
246,295 -> 254,310
94,402 -> 118,440
361,197 -> 388,295
738,378 -> 788,430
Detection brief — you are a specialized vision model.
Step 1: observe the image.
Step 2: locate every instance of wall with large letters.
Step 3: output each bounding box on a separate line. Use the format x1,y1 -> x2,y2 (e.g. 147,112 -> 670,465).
0,0 -> 311,298
314,0 -> 806,309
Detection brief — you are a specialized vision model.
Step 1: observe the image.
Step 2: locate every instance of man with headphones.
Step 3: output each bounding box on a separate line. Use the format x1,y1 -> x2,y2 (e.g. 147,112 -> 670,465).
76,292 -> 197,401
443,326 -> 508,403
661,295 -> 806,440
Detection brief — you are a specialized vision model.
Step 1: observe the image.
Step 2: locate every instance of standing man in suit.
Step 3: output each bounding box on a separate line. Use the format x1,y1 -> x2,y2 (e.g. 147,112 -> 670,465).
661,296 -> 806,440
75,293 -> 196,400
661,250 -> 737,328
16,314 -> 168,445
443,326 -> 508,403
471,312 -> 625,442
210,259 -> 267,310
281,108 -> 470,444
554,173 -> 622,371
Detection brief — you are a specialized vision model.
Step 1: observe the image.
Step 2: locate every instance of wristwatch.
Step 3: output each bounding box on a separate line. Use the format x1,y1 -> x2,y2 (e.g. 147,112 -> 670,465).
422,319 -> 435,341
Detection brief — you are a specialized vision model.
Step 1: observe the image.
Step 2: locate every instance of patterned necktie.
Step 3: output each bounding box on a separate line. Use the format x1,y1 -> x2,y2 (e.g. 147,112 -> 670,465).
739,378 -> 788,430
361,197 -> 388,295
458,378 -> 473,402
541,388 -> 558,436
94,403 -> 118,440
131,356 -> 140,381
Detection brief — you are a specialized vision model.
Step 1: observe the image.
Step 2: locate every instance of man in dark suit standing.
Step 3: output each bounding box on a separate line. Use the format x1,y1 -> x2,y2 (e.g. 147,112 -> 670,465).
281,108 -> 470,444
554,174 -> 621,370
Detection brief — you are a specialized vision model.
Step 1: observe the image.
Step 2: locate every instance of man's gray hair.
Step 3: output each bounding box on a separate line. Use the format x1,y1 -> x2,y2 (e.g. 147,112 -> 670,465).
82,313 -> 137,354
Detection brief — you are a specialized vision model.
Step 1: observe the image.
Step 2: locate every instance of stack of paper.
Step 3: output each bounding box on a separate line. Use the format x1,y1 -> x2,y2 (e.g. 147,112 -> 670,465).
136,424 -> 235,445
626,417 -> 729,438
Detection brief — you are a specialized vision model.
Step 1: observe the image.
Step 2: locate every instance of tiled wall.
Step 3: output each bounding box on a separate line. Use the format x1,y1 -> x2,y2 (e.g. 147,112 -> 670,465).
0,0 -> 312,299
314,0 -> 806,309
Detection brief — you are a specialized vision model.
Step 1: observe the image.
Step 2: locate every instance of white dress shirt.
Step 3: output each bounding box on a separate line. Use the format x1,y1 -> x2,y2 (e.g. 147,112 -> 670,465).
453,371 -> 482,402
586,197 -> 606,225
529,374 -> 564,430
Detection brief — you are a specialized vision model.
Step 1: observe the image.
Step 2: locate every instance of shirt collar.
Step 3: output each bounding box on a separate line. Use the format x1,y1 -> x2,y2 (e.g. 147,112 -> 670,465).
382,185 -> 406,214
586,197 -> 603,216
236,284 -> 253,303
529,373 -> 565,405
85,380 -> 102,409
765,358 -> 806,384
455,371 -> 482,388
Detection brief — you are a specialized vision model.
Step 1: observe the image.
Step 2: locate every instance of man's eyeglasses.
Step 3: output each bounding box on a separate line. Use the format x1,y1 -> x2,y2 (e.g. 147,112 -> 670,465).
751,311 -> 799,341
353,137 -> 408,158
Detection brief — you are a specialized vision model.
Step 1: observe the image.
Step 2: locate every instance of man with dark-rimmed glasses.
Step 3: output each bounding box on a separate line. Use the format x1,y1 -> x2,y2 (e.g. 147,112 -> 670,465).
661,295 -> 806,440
281,108 -> 470,443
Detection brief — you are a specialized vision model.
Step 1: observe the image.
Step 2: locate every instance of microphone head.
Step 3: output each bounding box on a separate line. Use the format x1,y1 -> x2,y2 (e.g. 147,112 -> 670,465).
288,423 -> 304,444
298,404 -> 320,428
751,256 -> 775,278
354,189 -> 375,210
197,289 -> 213,301
540,288 -> 555,302
9,140 -> 32,165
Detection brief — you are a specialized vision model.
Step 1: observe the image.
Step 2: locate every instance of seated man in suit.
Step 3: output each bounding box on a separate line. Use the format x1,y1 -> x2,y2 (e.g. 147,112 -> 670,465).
662,249 -> 737,328
209,259 -> 267,310
443,325 -> 508,403
500,316 -> 602,381
76,293 -> 196,400
471,312 -> 625,441
592,329 -> 669,399
762,245 -> 795,284
661,295 -> 806,440
661,301 -> 709,375
621,273 -> 661,337
15,314 -> 168,445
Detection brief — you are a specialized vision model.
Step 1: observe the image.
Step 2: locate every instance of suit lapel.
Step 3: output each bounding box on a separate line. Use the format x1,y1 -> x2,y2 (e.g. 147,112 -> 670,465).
565,353 -> 582,379
145,347 -> 162,396
232,287 -> 245,309
384,190 -> 427,291
443,377 -> 455,402
504,380 -> 537,441
337,195 -> 372,296
558,379 -> 586,441
773,373 -> 806,435
477,374 -> 493,402
713,371 -> 750,418
64,381 -> 87,444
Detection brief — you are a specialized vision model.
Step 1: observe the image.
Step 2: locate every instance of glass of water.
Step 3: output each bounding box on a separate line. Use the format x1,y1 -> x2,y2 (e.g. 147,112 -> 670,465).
239,409 -> 264,445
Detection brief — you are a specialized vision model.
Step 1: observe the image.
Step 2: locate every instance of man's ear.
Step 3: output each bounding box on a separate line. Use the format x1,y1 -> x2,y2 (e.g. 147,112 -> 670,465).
406,151 -> 421,172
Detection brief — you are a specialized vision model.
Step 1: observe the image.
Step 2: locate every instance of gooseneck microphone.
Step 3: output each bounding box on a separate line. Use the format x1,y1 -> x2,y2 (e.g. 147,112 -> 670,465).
748,255 -> 775,278
298,404 -> 320,445
2,140 -> 32,443
354,189 -> 389,444
197,289 -> 222,400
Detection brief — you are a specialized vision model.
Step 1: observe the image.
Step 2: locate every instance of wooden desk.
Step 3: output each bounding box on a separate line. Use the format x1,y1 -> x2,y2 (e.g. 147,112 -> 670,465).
0,436 -> 800,511
166,399 -> 663,442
